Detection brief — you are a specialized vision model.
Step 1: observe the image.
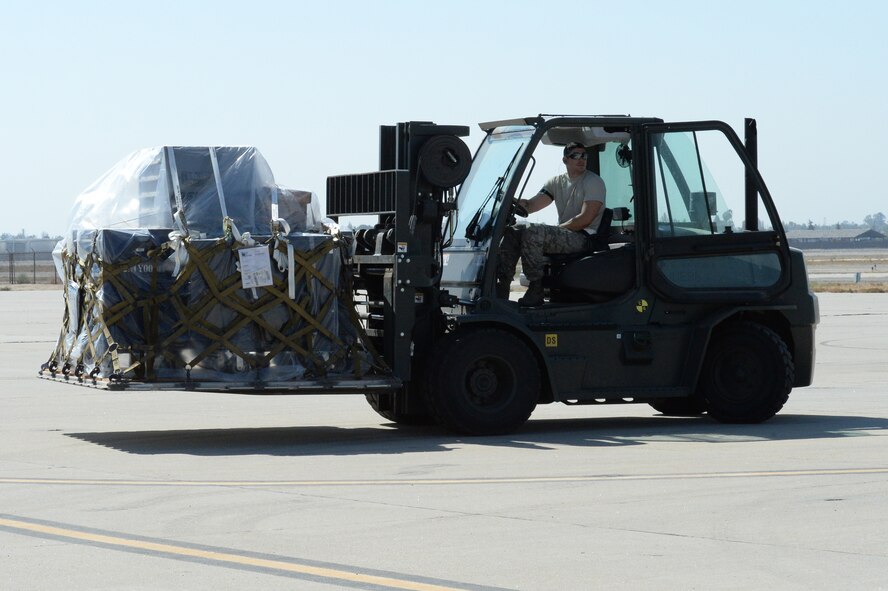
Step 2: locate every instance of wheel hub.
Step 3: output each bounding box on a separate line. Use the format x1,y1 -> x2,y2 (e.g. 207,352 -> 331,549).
726,352 -> 762,392
468,365 -> 499,405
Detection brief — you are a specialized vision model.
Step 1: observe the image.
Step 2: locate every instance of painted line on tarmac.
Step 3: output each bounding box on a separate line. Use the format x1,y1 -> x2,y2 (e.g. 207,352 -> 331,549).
0,514 -> 507,591
2,467 -> 887,488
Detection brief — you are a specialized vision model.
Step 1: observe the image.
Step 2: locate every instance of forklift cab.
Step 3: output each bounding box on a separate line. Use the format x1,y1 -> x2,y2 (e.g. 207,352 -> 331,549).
442,115 -> 791,307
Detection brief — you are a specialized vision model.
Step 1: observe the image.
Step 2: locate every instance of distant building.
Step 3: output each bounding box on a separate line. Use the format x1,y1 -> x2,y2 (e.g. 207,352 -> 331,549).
786,228 -> 887,248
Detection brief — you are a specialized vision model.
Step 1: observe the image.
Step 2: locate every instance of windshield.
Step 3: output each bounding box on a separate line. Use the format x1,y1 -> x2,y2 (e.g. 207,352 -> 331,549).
452,126 -> 534,244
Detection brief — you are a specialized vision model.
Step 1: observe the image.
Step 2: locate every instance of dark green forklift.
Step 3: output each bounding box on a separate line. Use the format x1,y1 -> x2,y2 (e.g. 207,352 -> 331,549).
327,115 -> 818,435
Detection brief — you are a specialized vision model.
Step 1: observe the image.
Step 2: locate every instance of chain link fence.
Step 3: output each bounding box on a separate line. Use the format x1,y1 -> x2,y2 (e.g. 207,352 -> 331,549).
1,251 -> 60,285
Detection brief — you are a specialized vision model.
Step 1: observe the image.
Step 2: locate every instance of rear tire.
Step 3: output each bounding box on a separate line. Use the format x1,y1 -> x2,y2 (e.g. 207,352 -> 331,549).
426,328 -> 540,435
699,322 -> 793,424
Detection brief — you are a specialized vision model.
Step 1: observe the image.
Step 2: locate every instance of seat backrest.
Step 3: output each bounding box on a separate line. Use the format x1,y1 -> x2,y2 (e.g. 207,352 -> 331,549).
589,207 -> 613,252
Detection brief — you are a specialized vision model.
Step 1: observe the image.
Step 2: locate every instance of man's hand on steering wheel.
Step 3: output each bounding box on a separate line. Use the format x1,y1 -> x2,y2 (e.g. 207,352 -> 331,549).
513,198 -> 529,218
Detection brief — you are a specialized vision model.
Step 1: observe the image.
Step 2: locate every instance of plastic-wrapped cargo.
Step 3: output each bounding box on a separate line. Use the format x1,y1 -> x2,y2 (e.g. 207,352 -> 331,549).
60,146 -> 322,238
42,146 -> 379,390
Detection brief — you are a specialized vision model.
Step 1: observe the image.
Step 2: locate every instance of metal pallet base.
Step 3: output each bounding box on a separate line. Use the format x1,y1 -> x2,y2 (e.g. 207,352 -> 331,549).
37,372 -> 402,395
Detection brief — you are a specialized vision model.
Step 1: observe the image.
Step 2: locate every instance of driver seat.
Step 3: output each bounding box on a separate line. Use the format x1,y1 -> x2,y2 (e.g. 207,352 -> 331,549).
540,207 -> 635,303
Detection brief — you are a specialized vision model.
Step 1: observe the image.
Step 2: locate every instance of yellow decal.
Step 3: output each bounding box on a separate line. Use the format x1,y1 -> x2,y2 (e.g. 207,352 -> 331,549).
545,334 -> 558,348
635,299 -> 649,313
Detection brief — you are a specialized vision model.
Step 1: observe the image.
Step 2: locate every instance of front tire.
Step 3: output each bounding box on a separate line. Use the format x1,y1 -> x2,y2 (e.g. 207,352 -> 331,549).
426,328 -> 540,435
649,397 -> 707,416
364,392 -> 435,426
699,322 -> 793,424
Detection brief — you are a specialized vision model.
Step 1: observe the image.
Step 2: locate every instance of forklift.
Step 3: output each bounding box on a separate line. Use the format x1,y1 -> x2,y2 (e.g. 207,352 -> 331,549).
327,115 -> 818,435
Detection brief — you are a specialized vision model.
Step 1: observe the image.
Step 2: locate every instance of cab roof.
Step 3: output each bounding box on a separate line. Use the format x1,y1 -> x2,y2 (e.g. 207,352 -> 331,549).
478,114 -> 663,132
478,115 -> 664,147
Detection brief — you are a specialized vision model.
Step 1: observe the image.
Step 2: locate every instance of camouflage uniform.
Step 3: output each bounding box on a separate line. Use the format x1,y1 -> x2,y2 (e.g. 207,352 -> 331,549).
497,223 -> 592,283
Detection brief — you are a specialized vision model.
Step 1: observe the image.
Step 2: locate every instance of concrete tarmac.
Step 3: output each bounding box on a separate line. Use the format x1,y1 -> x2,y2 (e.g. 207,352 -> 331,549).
1,291 -> 887,590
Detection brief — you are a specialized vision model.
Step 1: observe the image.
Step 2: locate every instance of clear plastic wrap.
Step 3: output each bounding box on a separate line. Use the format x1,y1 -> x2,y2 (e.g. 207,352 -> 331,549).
63,146 -> 281,236
44,147 -> 376,388
65,148 -> 174,232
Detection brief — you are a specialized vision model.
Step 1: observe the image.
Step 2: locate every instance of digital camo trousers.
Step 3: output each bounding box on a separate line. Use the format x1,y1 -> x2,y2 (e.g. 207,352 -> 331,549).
496,223 -> 591,283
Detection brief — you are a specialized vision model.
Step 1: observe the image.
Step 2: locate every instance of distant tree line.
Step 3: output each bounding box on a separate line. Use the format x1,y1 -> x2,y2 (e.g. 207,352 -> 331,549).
784,212 -> 887,233
1,231 -> 62,240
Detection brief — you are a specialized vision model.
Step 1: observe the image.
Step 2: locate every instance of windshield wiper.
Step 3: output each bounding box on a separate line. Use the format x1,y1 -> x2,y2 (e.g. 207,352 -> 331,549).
465,144 -> 523,242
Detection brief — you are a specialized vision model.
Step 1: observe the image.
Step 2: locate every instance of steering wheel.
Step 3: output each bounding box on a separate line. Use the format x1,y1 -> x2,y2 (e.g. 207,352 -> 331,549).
512,198 -> 529,218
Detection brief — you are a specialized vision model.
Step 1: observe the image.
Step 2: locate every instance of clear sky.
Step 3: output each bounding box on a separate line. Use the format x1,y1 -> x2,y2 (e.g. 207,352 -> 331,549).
1,0 -> 885,236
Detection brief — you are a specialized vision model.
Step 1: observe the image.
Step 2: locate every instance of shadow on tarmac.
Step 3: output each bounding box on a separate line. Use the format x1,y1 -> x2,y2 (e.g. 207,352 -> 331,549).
66,413 -> 888,456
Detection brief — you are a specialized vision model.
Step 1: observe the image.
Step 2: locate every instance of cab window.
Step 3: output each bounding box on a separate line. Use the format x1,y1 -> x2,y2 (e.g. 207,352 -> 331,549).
651,129 -> 782,289
652,130 -> 770,235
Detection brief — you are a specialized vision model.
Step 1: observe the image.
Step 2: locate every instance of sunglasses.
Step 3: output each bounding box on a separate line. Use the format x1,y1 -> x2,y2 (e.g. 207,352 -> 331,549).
566,152 -> 587,160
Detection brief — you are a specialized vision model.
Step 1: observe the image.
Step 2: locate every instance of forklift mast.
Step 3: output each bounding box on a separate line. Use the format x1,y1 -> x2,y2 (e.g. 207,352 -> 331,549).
326,122 -> 471,381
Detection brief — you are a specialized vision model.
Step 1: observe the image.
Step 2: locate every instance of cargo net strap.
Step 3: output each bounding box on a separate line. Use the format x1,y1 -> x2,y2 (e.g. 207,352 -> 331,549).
42,238 -> 123,380
42,234 -> 386,384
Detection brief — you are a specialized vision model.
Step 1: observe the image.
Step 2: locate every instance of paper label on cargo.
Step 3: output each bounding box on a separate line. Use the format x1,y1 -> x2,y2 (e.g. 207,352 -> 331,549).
238,246 -> 273,289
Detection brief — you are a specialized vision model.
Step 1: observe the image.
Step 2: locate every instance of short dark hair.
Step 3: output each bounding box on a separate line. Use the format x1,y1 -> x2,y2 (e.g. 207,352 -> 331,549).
563,142 -> 586,157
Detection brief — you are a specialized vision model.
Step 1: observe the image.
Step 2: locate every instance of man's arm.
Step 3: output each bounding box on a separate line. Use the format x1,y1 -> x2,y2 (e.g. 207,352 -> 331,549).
559,200 -> 602,231
517,191 -> 553,214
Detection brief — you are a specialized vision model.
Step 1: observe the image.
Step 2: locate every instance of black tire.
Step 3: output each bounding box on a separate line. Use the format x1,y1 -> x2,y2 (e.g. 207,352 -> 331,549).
426,328 -> 541,435
364,392 -> 435,426
699,321 -> 793,424
649,397 -> 707,416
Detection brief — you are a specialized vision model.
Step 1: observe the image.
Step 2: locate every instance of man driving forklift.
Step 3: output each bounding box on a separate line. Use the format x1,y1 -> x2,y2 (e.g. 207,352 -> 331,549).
496,142 -> 607,306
